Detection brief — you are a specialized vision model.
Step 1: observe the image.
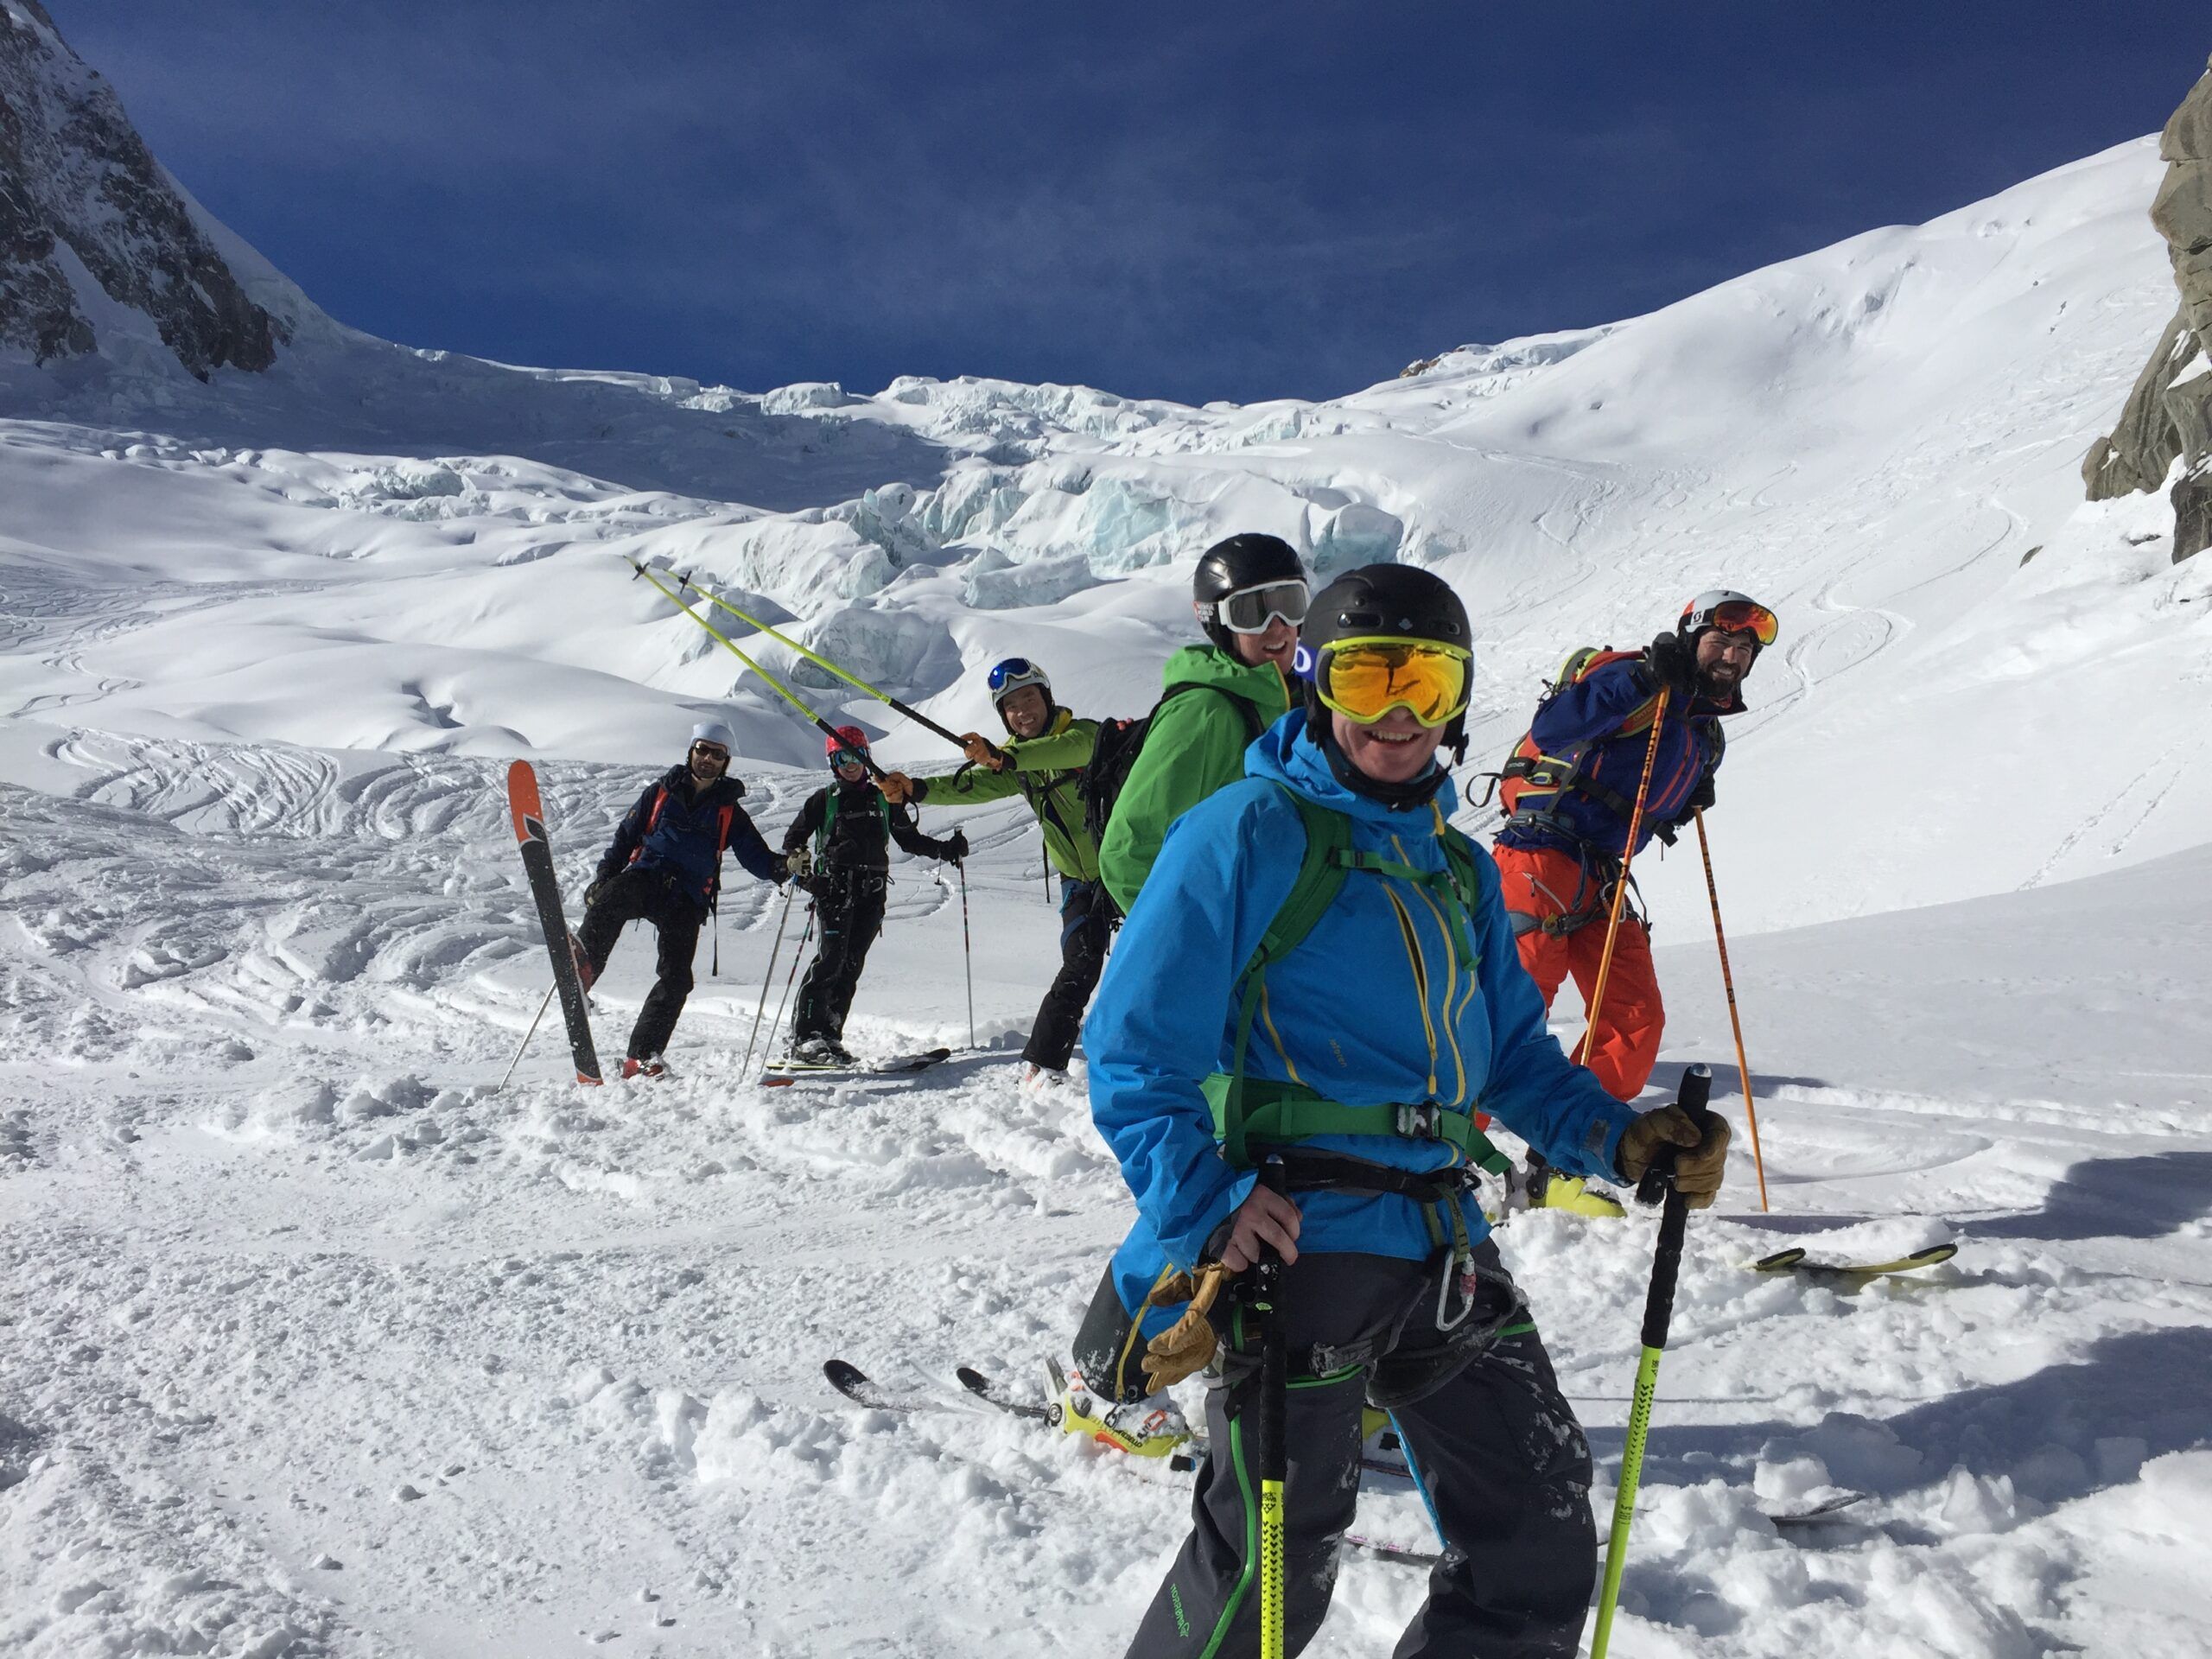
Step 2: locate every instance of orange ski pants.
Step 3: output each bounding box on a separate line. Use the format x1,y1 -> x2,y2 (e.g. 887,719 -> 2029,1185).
1493,844 -> 1663,1103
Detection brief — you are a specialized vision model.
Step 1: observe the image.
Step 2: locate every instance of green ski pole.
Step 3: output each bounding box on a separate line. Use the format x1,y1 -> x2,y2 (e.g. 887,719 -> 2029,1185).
628,556 -> 972,754
627,562 -> 893,782
1590,1063 -> 1715,1659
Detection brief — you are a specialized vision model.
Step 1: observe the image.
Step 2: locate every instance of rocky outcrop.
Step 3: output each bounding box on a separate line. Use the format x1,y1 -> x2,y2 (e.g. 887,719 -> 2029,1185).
2086,54 -> 2212,561
0,0 -> 283,378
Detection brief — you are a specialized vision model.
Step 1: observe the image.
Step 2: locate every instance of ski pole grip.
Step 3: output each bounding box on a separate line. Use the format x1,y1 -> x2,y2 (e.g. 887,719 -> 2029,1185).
1635,1064 -> 1713,1207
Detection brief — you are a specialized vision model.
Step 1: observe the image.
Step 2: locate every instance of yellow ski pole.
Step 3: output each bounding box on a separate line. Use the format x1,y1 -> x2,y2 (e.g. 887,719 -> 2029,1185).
628,562 -> 891,781
627,556 -> 972,753
1590,1064 -> 1715,1659
1694,808 -> 1769,1211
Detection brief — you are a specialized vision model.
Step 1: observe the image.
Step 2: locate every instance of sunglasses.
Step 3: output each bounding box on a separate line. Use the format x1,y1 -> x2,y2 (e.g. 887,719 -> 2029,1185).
987,658 -> 1039,693
690,742 -> 730,761
1211,579 -> 1310,635
1313,637 -> 1471,728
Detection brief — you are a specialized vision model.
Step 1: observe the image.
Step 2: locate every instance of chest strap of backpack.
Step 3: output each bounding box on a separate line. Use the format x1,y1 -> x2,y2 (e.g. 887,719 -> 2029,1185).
1206,789 -> 1506,1180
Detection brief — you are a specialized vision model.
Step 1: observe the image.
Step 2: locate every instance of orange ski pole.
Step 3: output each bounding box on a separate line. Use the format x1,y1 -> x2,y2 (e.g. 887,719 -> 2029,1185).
1579,688 -> 1669,1074
1694,808 -> 1769,1211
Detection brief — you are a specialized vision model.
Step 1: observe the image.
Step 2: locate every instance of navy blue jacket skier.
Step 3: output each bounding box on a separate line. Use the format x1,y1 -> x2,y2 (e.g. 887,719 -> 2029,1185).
577,720 -> 784,1077
1084,566 -> 1731,1657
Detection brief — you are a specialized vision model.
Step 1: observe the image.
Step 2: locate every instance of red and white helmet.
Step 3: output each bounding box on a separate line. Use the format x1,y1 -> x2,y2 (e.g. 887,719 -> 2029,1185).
1678,589 -> 1779,648
825,724 -> 870,769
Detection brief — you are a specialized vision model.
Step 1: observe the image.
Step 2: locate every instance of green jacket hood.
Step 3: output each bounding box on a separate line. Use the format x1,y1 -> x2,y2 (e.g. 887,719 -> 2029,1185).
1160,644 -> 1294,715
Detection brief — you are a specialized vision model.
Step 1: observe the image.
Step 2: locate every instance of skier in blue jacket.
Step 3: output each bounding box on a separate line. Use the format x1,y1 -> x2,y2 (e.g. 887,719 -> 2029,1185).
1085,565 -> 1731,1657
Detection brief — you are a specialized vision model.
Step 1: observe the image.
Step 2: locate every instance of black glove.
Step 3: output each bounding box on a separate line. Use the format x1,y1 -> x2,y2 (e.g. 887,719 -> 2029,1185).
1686,773 -> 1717,813
944,830 -> 970,863
583,877 -> 611,909
1644,631 -> 1699,702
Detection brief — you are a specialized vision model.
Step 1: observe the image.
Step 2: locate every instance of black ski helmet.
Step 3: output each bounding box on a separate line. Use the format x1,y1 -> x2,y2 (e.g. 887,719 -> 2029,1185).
1296,563 -> 1474,806
1193,532 -> 1306,653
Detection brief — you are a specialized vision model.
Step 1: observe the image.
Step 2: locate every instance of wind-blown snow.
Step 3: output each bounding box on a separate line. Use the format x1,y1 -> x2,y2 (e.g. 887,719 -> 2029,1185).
2,132 -> 2209,1658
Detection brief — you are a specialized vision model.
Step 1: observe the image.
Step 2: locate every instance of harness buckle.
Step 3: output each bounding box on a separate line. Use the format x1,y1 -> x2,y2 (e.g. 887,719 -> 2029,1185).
1396,1103 -> 1442,1140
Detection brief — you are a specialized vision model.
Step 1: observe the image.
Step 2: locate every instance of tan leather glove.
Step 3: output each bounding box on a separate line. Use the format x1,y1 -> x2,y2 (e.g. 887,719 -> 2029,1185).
959,733 -> 1008,771
879,771 -> 916,804
1141,1261 -> 1230,1390
1615,1105 -> 1732,1209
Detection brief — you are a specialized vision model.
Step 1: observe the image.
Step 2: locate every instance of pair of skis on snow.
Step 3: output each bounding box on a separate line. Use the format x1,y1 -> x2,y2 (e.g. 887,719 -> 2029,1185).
819,1357 -> 1874,1567
506,760 -> 958,1088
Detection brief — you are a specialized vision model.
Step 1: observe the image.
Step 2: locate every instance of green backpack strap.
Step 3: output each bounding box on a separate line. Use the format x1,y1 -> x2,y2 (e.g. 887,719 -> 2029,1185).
1217,790 -> 1503,1175
1219,790 -> 1346,1168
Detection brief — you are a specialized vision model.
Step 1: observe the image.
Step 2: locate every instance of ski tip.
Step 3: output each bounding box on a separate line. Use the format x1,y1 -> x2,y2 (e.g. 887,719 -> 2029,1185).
954,1365 -> 990,1394
1903,1243 -> 1960,1268
576,1071 -> 604,1087
823,1358 -> 867,1391
1752,1247 -> 1807,1273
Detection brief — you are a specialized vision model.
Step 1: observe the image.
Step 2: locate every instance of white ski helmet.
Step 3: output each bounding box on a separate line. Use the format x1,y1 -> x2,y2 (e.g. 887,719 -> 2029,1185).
690,719 -> 737,753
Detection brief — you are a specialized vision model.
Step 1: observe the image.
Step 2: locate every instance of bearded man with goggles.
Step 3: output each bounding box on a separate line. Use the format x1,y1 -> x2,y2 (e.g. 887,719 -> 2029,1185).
1491,588 -> 1775,1103
1085,563 -> 1727,1656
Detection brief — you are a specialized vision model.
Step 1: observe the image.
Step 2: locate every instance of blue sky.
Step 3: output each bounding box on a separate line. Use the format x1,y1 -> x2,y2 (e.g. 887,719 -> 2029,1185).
60,1 -> 2210,405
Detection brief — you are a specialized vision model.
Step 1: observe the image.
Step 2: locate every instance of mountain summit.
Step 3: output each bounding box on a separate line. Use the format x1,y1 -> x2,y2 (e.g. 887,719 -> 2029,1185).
0,0 -> 283,378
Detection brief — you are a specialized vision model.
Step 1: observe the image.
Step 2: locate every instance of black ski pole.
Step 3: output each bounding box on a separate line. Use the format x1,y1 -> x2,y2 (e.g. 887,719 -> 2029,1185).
497,982 -> 557,1090
741,882 -> 798,1078
1591,1063 -> 1715,1659
957,859 -> 976,1050
765,902 -> 815,1066
1254,1153 -> 1290,1658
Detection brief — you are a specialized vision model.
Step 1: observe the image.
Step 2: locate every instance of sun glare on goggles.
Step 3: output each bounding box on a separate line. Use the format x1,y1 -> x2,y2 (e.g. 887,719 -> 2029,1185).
1314,637 -> 1471,728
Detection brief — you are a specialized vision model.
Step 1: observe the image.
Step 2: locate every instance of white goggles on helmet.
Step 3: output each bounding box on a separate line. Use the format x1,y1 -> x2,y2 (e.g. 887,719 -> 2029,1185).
1206,579 -> 1310,634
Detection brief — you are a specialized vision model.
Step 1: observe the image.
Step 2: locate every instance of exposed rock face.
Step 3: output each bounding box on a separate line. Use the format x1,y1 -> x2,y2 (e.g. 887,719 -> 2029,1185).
2086,54 -> 2212,561
0,0 -> 283,378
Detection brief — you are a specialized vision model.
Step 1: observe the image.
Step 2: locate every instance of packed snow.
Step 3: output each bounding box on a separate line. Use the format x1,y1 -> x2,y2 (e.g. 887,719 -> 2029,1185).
3,130 -> 2209,1657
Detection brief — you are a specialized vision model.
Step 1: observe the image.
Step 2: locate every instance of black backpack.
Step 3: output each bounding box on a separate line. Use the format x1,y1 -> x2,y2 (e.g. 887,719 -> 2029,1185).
1078,681 -> 1265,849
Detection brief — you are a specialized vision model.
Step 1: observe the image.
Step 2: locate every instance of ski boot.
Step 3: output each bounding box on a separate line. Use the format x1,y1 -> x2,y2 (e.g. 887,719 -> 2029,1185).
1524,1150 -> 1626,1218
1046,1359 -> 1192,1459
1019,1063 -> 1069,1097
620,1055 -> 668,1081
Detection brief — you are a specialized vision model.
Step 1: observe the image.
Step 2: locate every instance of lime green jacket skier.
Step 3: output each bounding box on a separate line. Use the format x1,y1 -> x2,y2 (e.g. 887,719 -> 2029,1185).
1097,646 -> 1292,914
899,708 -> 1103,880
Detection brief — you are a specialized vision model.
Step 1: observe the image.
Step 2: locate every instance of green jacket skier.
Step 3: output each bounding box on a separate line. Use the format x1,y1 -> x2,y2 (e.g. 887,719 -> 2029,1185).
880,658 -> 1104,1076
1097,534 -> 1305,914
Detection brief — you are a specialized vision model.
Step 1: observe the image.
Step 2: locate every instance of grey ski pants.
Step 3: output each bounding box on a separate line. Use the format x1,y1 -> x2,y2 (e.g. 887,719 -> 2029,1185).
1124,1244 -> 1597,1659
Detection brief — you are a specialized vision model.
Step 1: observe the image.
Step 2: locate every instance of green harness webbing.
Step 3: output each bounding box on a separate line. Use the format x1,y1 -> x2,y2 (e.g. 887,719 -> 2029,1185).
1207,787 -> 1509,1181
813,786 -> 890,864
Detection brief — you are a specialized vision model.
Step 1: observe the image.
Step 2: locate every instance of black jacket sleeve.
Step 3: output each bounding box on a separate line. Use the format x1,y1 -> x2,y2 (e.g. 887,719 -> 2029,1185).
887,802 -> 961,861
596,782 -> 660,881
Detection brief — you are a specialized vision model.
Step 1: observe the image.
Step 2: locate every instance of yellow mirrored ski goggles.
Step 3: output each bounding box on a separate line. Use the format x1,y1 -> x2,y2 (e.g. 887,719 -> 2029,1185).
1313,637 -> 1472,728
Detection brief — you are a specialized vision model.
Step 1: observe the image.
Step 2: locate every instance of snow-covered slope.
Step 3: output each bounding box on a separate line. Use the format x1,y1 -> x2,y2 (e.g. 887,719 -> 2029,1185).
3,23 -> 2211,1656
6,136 -> 2202,931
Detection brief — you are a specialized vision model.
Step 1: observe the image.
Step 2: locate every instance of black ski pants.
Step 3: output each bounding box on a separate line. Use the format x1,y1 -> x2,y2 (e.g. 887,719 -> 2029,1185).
575,866 -> 703,1061
1024,875 -> 1111,1071
793,876 -> 887,1045
1125,1244 -> 1597,1659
